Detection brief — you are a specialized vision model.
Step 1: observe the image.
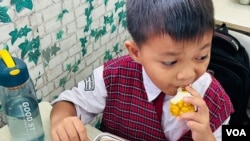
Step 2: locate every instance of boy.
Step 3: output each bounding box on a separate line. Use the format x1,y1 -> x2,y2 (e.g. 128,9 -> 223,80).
50,0 -> 234,141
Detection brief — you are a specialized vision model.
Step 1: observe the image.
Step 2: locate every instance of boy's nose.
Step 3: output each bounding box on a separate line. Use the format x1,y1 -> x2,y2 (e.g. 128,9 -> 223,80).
176,65 -> 195,83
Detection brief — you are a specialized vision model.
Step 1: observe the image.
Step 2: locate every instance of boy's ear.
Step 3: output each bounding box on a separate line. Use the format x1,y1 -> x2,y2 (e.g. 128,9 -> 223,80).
125,40 -> 141,63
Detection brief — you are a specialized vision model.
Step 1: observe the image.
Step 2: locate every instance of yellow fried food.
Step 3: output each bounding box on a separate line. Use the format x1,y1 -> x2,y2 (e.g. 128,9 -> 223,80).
170,88 -> 195,117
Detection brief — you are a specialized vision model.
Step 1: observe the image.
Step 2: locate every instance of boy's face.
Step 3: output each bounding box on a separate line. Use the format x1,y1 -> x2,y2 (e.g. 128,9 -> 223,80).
125,31 -> 213,96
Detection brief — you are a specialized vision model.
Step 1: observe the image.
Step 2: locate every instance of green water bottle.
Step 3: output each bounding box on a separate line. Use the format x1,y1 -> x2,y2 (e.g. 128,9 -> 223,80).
0,50 -> 44,141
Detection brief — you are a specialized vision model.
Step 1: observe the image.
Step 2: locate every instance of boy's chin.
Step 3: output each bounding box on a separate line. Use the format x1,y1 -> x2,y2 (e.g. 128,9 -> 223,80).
162,88 -> 178,96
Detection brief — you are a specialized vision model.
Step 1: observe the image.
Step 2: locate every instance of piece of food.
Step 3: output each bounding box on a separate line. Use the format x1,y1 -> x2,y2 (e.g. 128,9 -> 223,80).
170,87 -> 195,117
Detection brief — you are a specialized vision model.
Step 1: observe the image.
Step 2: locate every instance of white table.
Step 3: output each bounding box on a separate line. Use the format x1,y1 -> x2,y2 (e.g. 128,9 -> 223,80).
0,101 -> 102,141
213,0 -> 250,33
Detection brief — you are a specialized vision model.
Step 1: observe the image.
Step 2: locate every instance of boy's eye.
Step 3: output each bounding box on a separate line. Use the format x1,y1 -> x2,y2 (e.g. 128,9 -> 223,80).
162,61 -> 177,66
196,55 -> 208,60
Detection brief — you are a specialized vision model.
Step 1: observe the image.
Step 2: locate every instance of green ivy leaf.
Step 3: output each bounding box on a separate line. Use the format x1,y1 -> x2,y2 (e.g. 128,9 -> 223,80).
87,17 -> 93,25
30,36 -> 40,49
80,37 -> 88,48
122,19 -> 127,29
9,29 -> 18,45
11,0 -> 33,12
84,26 -> 90,33
111,25 -> 117,33
19,39 -> 30,59
19,36 -> 40,64
20,26 -> 32,37
28,49 -> 41,65
91,27 -> 107,41
104,13 -> 113,25
80,37 -> 88,56
76,59 -> 81,65
3,44 -> 9,51
114,1 -> 125,12
72,65 -> 79,73
82,46 -> 87,57
37,98 -> 42,103
51,44 -> 60,56
59,76 -> 67,87
42,48 -> 51,63
0,6 -> 12,23
104,50 -> 112,61
90,29 -> 96,37
56,30 -> 64,40
118,10 -> 126,24
100,26 -> 107,35
84,5 -> 94,19
104,0 -> 108,6
57,9 -> 69,21
84,17 -> 92,32
41,44 -> 60,65
66,64 -> 71,71
112,43 -> 119,54
9,26 -> 32,45
72,60 -> 81,73
86,0 -> 94,4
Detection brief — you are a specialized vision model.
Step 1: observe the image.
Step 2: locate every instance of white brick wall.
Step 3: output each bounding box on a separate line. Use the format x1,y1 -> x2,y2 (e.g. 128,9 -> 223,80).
0,24 -> 14,42
34,0 -> 53,11
0,0 -> 130,127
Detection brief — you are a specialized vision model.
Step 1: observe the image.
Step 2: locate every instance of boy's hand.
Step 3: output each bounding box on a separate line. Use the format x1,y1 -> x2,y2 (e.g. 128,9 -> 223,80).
51,116 -> 90,141
178,86 -> 216,141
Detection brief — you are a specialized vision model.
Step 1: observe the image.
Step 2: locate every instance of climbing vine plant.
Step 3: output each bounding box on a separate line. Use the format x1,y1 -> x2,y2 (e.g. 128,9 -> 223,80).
80,0 -> 126,59
0,1 -> 61,97
0,1 -> 38,64
0,0 -> 127,90
9,26 -> 41,65
0,6 -> 11,23
0,0 -> 128,126
0,0 -> 33,23
11,0 -> 33,12
59,0 -> 127,88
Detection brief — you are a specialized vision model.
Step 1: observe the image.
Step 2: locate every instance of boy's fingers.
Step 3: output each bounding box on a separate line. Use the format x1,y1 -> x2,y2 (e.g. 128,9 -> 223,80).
64,121 -> 81,141
51,117 -> 89,141
51,131 -> 60,141
73,119 -> 90,141
56,126 -> 70,141
183,86 -> 201,106
184,86 -> 200,97
183,86 -> 209,114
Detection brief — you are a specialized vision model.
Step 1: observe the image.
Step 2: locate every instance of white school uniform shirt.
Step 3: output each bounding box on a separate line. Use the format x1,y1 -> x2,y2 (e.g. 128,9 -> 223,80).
52,65 -> 230,141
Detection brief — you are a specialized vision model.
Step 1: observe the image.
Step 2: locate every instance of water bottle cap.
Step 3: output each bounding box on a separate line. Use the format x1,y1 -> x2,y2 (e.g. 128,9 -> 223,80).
0,50 -> 29,87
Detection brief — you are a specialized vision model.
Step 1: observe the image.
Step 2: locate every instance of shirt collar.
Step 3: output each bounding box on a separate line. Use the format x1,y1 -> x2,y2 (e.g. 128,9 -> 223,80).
142,68 -> 212,102
142,68 -> 161,102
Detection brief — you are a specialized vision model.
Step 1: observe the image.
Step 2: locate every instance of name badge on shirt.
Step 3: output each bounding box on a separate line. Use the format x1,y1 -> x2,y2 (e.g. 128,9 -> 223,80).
84,73 -> 95,91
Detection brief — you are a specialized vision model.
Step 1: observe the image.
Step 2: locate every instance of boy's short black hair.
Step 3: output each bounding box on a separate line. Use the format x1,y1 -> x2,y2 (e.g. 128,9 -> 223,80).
126,0 -> 214,46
